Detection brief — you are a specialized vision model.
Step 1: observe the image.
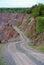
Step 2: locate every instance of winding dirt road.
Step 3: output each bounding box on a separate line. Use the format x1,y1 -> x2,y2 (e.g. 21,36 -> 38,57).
0,26 -> 44,65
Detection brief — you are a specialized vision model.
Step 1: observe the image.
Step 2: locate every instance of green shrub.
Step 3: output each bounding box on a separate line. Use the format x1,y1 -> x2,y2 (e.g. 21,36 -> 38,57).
32,4 -> 44,17
36,17 -> 44,33
32,6 -> 40,17
16,22 -> 21,27
25,32 -> 29,38
0,58 -> 4,65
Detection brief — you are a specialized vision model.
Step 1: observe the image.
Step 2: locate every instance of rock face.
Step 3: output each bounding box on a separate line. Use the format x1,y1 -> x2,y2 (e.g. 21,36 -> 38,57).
0,12 -> 25,43
26,18 -> 36,38
0,25 -> 19,43
0,12 -> 25,26
19,14 -> 30,31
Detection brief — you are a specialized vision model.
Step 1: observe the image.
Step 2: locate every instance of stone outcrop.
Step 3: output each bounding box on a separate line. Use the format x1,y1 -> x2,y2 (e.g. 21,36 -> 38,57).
0,25 -> 19,43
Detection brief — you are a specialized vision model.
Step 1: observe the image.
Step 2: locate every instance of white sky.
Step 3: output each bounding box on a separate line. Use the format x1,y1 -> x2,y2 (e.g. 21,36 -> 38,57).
0,0 -> 44,7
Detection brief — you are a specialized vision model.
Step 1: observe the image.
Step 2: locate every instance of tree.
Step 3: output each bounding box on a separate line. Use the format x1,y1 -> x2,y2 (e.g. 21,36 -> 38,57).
31,3 -> 44,17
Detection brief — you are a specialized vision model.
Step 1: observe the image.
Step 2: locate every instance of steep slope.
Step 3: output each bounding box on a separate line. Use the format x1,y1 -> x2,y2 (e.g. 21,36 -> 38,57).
0,12 -> 25,26
19,14 -> 31,31
20,16 -> 44,45
25,18 -> 36,38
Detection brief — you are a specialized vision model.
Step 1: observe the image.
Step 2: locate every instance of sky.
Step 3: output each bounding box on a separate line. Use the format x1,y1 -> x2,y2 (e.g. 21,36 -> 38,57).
0,0 -> 44,8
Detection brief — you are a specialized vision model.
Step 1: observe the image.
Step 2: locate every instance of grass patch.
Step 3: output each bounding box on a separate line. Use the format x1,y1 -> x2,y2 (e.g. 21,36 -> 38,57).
25,32 -> 29,38
0,58 -> 4,65
28,43 -> 44,52
16,22 -> 21,27
36,17 -> 44,33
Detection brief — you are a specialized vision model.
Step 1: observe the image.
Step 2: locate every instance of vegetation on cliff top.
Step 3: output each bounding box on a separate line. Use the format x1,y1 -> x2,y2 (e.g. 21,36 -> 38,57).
0,3 -> 44,17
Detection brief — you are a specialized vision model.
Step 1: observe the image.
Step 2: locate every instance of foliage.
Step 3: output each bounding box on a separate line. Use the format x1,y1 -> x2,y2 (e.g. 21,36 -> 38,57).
0,3 -> 44,17
0,8 -> 26,13
29,44 -> 44,52
32,6 -> 40,17
25,32 -> 29,38
32,3 -> 44,17
16,22 -> 21,27
0,58 -> 4,65
25,8 -> 32,14
38,3 -> 44,16
36,17 -> 44,33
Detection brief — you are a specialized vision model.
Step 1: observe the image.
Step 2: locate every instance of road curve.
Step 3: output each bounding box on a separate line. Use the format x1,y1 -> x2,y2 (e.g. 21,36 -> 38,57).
0,26 -> 44,65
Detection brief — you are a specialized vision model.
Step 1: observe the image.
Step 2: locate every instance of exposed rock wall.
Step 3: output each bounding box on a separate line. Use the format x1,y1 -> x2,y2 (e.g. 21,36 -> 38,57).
25,18 -> 36,38
0,25 -> 19,43
0,12 -> 25,26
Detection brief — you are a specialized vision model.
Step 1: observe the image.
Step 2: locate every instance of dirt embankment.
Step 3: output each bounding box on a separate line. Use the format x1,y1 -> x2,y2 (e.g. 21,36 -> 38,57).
20,16 -> 44,45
